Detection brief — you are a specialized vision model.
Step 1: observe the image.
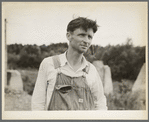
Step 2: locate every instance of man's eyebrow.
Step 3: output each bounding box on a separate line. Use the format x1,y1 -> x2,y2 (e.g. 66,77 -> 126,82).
77,33 -> 93,38
77,33 -> 86,35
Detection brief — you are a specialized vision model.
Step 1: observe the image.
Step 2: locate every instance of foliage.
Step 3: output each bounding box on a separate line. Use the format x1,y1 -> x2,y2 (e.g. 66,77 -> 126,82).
19,69 -> 38,95
101,44 -> 145,80
7,39 -> 145,81
7,53 -> 20,69
107,80 -> 146,110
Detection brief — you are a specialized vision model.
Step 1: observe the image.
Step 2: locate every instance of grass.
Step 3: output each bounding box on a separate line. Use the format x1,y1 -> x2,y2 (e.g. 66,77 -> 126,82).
18,69 -> 38,95
107,80 -> 146,110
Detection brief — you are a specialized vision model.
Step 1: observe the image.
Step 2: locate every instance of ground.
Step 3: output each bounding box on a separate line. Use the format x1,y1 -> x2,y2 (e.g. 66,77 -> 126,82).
5,90 -> 31,111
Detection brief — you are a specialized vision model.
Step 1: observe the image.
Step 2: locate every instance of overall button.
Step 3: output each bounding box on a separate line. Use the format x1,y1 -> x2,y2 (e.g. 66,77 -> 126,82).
79,98 -> 83,103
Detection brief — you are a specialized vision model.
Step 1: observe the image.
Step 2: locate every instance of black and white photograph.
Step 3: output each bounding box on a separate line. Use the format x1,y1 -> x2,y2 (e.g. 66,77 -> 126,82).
2,2 -> 148,120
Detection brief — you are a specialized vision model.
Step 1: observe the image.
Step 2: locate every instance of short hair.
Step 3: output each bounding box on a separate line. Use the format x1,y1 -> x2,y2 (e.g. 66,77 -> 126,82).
67,17 -> 99,33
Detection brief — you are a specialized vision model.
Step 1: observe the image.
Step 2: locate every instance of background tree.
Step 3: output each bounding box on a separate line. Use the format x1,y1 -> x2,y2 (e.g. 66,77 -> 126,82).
7,40 -> 145,81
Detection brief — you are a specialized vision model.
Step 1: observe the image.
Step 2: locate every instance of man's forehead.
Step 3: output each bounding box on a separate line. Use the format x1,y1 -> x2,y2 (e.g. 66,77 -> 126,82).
73,28 -> 94,33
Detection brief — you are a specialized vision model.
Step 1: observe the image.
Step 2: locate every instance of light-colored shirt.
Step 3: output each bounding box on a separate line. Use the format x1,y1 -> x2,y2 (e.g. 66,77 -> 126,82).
31,52 -> 107,110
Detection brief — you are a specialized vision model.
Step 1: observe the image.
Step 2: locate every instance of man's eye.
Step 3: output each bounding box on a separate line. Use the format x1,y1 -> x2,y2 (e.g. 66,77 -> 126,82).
79,34 -> 85,37
88,36 -> 92,40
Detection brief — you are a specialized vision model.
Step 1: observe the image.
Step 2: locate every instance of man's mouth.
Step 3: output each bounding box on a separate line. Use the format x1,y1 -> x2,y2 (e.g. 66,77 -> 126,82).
80,45 -> 88,49
81,45 -> 88,47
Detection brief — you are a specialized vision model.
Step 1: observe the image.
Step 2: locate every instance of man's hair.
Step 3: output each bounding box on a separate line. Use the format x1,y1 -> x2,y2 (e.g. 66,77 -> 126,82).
67,17 -> 99,33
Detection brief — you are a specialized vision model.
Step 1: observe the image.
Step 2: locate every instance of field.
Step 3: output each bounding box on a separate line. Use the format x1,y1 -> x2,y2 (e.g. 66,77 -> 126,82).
5,69 -> 146,111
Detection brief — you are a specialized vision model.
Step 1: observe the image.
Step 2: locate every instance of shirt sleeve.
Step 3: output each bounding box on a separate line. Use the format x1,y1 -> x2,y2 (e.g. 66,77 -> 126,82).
31,58 -> 48,111
90,66 -> 108,110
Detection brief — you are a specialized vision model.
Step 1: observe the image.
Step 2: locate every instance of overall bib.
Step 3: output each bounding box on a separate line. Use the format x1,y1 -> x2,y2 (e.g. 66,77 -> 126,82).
48,55 -> 95,110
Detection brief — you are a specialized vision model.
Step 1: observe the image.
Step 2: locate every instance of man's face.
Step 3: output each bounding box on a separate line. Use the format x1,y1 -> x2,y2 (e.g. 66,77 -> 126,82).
67,28 -> 94,54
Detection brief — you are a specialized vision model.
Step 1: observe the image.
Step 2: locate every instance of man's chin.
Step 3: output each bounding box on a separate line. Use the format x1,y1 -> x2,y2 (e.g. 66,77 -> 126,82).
78,49 -> 88,54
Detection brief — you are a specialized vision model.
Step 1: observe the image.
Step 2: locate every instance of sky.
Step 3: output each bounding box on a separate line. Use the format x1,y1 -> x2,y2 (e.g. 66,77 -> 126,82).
2,2 -> 148,47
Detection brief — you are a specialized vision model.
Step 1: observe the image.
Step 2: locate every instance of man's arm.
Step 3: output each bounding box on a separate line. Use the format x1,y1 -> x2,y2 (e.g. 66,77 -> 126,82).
91,66 -> 108,110
31,59 -> 47,111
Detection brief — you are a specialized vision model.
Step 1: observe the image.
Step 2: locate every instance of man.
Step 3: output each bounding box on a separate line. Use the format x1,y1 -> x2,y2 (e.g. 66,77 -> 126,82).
32,17 -> 107,110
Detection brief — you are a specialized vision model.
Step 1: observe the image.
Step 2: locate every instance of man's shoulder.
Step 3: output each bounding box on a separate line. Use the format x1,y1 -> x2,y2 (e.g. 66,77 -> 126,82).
42,56 -> 53,63
42,53 -> 63,64
85,61 -> 98,75
86,61 -> 96,70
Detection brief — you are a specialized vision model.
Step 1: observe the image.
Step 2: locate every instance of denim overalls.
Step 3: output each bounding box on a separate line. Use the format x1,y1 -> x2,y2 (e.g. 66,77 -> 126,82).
48,55 -> 95,110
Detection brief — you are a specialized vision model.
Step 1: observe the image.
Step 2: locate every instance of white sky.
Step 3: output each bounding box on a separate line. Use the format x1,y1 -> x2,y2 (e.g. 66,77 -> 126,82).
2,2 -> 148,47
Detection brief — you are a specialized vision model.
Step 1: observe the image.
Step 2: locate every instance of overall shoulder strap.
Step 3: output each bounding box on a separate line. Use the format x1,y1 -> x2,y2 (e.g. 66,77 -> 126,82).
83,62 -> 90,74
52,55 -> 61,69
46,55 -> 61,110
86,62 -> 90,74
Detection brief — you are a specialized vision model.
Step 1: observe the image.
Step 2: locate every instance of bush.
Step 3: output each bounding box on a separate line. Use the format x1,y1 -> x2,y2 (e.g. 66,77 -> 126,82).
22,75 -> 35,95
106,80 -> 146,110
7,42 -> 145,81
7,53 -> 20,69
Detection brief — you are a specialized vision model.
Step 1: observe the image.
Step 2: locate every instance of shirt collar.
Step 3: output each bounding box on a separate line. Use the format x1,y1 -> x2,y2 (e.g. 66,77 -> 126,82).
59,51 -> 89,68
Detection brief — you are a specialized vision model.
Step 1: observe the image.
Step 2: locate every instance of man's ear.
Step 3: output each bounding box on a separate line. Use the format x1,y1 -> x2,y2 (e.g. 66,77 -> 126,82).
66,32 -> 71,41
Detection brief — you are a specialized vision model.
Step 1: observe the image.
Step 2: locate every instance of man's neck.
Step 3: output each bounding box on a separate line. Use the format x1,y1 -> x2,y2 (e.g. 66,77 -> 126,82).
66,48 -> 83,71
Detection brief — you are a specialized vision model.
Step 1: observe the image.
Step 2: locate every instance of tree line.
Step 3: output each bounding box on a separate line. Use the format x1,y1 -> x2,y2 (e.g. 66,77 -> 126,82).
7,40 -> 145,81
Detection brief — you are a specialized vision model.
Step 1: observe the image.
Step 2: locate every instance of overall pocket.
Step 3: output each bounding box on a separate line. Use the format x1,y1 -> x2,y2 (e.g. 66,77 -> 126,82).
55,85 -> 72,94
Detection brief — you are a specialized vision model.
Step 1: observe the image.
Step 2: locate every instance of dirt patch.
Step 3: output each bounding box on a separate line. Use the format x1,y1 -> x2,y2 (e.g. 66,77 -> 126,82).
5,90 -> 32,111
